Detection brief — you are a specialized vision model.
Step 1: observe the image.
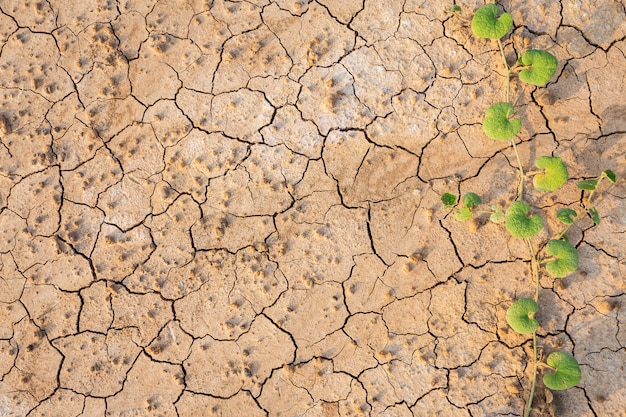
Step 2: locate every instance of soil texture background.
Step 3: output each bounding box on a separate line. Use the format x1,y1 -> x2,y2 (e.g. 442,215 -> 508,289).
0,0 -> 625,416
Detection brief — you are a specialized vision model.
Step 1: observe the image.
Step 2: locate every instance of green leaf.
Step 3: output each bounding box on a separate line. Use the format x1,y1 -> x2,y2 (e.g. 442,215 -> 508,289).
452,5 -> 462,13
463,192 -> 482,209
505,201 -> 543,238
588,206 -> 601,225
556,208 -> 577,225
518,50 -> 558,86
533,156 -> 568,192
545,239 -> 579,278
506,298 -> 539,334
543,352 -> 582,391
441,193 -> 458,207
455,207 -> 472,221
490,205 -> 504,224
602,169 -> 616,183
577,179 -> 598,191
483,102 -> 522,141
471,4 -> 513,39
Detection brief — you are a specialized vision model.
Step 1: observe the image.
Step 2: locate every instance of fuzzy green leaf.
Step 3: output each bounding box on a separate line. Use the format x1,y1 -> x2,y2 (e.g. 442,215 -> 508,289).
471,4 -> 513,39
533,156 -> 568,191
463,192 -> 482,209
577,179 -> 598,191
588,206 -> 601,225
505,201 -> 543,238
441,193 -> 458,208
506,298 -> 539,334
483,102 -> 522,141
519,50 -> 558,86
543,352 -> 582,391
545,239 -> 579,278
556,208 -> 577,225
455,207 -> 472,222
603,169 -> 616,183
452,5 -> 462,13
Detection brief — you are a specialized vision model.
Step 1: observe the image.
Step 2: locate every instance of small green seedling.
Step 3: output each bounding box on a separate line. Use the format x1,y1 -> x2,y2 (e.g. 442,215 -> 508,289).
577,169 -> 616,224
441,192 -> 483,222
556,208 -> 577,224
440,4 -> 616,416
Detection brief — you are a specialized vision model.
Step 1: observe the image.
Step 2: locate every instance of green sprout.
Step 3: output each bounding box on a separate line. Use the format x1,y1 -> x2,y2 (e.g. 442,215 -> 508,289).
506,298 -> 539,334
543,352 -> 582,391
578,169 -> 617,224
441,192 -> 458,208
556,208 -> 577,225
441,192 -> 485,222
533,156 -> 568,192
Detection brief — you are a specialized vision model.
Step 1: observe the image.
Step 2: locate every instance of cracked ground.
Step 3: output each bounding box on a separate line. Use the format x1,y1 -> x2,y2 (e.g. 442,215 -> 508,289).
0,0 -> 625,416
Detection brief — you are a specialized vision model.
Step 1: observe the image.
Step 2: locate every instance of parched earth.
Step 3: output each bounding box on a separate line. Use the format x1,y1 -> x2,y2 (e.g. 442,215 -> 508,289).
0,0 -> 625,416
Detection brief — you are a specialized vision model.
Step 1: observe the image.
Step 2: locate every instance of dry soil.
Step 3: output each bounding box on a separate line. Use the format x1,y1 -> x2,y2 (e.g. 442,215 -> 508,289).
0,1 -> 625,416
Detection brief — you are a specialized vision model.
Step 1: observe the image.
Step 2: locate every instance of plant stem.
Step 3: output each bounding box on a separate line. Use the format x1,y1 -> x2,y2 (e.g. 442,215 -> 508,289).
498,39 -> 511,104
584,176 -> 605,208
526,239 -> 540,302
524,238 -> 540,417
511,138 -> 525,200
556,222 -> 574,240
525,331 -> 539,417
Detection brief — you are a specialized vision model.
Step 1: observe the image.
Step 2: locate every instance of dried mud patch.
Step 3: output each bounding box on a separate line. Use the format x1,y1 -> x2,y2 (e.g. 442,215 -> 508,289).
0,1 -> 625,416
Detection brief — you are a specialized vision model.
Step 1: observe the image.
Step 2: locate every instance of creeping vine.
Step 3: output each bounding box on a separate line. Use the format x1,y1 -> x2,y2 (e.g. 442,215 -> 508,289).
443,4 -> 616,416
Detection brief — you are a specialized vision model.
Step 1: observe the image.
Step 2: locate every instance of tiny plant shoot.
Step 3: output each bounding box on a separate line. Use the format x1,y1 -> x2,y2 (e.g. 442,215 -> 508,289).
443,4 -> 617,416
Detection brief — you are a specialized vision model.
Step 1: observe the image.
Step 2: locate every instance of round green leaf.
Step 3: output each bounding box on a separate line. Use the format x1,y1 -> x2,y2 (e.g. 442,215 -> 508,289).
533,156 -> 568,191
543,352 -> 581,391
471,4 -> 513,39
441,193 -> 458,208
505,201 -> 543,238
463,192 -> 481,209
483,102 -> 522,141
545,239 -> 579,278
556,208 -> 577,225
506,298 -> 539,334
519,50 -> 558,86
455,207 -> 472,222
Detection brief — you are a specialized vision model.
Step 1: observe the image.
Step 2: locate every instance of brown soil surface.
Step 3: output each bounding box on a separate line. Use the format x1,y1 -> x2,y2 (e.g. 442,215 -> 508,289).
0,1 -> 625,416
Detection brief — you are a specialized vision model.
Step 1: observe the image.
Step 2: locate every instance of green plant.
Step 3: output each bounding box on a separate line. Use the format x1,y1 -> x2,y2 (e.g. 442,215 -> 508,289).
442,4 -> 617,416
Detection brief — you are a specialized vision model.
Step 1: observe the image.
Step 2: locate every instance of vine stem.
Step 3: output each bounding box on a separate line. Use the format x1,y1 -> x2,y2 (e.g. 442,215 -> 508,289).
498,38 -> 526,200
524,238 -> 540,417
498,38 -> 511,104
511,138 -> 525,200
526,239 -> 540,302
525,331 -> 539,417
